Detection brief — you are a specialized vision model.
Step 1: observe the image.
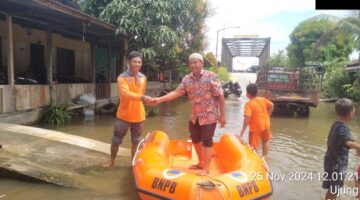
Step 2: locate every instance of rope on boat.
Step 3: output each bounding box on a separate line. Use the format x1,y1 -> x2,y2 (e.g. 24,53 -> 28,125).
131,137 -> 146,166
132,131 -> 157,166
196,172 -> 232,200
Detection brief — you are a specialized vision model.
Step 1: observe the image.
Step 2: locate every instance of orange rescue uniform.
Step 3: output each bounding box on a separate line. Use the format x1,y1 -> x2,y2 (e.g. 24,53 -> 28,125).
116,70 -> 146,123
244,97 -> 272,148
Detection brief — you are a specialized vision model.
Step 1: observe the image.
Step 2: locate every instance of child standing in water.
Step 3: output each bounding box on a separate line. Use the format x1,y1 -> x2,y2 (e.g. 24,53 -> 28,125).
239,84 -> 274,158
323,98 -> 360,200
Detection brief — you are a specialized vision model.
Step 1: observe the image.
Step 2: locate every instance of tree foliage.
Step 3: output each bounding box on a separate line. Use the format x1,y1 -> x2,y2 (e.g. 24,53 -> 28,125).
205,66 -> 229,81
79,0 -> 112,17
322,68 -> 360,101
287,15 -> 355,68
314,11 -> 360,61
309,11 -> 360,101
205,52 -> 218,67
80,0 -> 209,63
217,67 -> 230,81
267,49 -> 290,67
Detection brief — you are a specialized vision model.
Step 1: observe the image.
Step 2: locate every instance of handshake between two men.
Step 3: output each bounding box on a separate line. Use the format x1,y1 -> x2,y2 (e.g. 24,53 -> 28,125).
142,95 -> 163,107
141,90 -> 183,109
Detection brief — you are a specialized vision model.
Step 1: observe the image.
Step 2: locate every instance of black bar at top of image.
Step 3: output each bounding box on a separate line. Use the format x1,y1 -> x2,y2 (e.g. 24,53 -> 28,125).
316,0 -> 360,10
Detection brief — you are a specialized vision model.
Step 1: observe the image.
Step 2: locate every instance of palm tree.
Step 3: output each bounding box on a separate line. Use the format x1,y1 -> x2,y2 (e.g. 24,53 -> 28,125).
312,11 -> 360,101
313,11 -> 360,61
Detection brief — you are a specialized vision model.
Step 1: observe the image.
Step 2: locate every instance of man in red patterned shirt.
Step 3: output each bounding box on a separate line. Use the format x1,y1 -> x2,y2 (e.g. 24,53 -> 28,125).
154,53 -> 226,174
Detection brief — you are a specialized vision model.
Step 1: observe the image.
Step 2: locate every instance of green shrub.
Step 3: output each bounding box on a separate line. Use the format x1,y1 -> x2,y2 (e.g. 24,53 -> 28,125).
352,76 -> 360,102
177,65 -> 230,82
41,104 -> 71,126
204,66 -> 229,81
207,66 -> 218,73
323,68 -> 352,98
217,67 -> 230,81
176,65 -> 190,78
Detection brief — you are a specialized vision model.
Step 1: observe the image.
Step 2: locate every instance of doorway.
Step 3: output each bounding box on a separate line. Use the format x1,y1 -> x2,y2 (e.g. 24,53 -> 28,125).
30,43 -> 45,84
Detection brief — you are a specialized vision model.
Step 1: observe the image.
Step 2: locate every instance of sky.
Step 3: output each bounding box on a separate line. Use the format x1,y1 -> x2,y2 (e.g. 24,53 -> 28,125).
205,0 -> 351,70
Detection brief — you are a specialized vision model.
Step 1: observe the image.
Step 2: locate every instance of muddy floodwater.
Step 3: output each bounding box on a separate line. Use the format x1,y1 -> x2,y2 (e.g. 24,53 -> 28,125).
1,73 -> 360,200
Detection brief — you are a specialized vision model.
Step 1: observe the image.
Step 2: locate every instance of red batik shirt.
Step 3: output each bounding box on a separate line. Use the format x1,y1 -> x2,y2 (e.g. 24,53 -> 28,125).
176,70 -> 223,125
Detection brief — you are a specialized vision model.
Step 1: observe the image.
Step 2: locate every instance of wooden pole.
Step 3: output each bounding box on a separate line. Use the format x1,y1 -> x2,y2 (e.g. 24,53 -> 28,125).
91,42 -> 96,83
91,42 -> 96,98
46,28 -> 54,103
46,29 -> 53,85
108,43 -> 111,83
6,15 -> 14,86
107,43 -> 111,98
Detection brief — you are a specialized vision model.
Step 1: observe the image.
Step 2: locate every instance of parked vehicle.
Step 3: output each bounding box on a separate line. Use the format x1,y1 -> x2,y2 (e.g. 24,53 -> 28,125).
256,66 -> 321,116
232,81 -> 242,97
222,81 -> 242,97
221,82 -> 231,97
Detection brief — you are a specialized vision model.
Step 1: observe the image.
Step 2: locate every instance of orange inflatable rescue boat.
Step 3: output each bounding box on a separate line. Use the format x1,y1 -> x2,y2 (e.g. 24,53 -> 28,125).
132,131 -> 272,200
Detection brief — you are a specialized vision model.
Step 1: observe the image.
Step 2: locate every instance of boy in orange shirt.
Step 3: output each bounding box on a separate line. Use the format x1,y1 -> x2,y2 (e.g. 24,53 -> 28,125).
239,84 -> 274,157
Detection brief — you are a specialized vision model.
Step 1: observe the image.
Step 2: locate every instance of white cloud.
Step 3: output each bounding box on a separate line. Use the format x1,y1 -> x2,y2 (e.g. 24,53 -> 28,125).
209,0 -> 314,24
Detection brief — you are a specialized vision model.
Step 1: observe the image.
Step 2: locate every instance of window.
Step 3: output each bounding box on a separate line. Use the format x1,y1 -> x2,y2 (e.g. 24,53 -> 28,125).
29,43 -> 46,84
56,47 -> 75,83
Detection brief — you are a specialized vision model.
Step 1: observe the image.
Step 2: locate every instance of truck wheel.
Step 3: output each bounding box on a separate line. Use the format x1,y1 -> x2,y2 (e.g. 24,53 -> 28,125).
297,106 -> 309,117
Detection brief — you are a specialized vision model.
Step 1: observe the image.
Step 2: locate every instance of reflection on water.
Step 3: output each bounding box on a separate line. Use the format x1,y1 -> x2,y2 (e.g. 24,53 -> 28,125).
1,96 -> 360,199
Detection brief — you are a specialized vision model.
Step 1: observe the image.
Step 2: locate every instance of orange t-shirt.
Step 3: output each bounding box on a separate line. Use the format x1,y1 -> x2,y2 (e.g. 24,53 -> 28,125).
244,97 -> 272,132
116,70 -> 146,123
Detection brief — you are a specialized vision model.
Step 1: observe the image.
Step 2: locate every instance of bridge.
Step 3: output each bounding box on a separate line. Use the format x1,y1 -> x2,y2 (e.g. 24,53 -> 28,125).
221,37 -> 271,72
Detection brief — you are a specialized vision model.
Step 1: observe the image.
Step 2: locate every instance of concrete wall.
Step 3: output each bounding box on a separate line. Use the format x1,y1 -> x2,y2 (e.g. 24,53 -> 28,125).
15,85 -> 50,110
0,81 -> 171,124
54,83 -> 95,104
110,83 -> 118,98
1,84 -> 95,111
0,85 -> 14,113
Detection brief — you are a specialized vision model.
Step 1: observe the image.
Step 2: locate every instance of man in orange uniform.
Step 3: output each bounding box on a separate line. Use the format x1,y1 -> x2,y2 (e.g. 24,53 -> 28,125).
239,83 -> 274,157
103,51 -> 154,168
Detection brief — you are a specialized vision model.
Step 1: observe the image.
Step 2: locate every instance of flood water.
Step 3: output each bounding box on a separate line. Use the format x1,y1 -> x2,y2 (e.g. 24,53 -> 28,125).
1,73 -> 360,200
